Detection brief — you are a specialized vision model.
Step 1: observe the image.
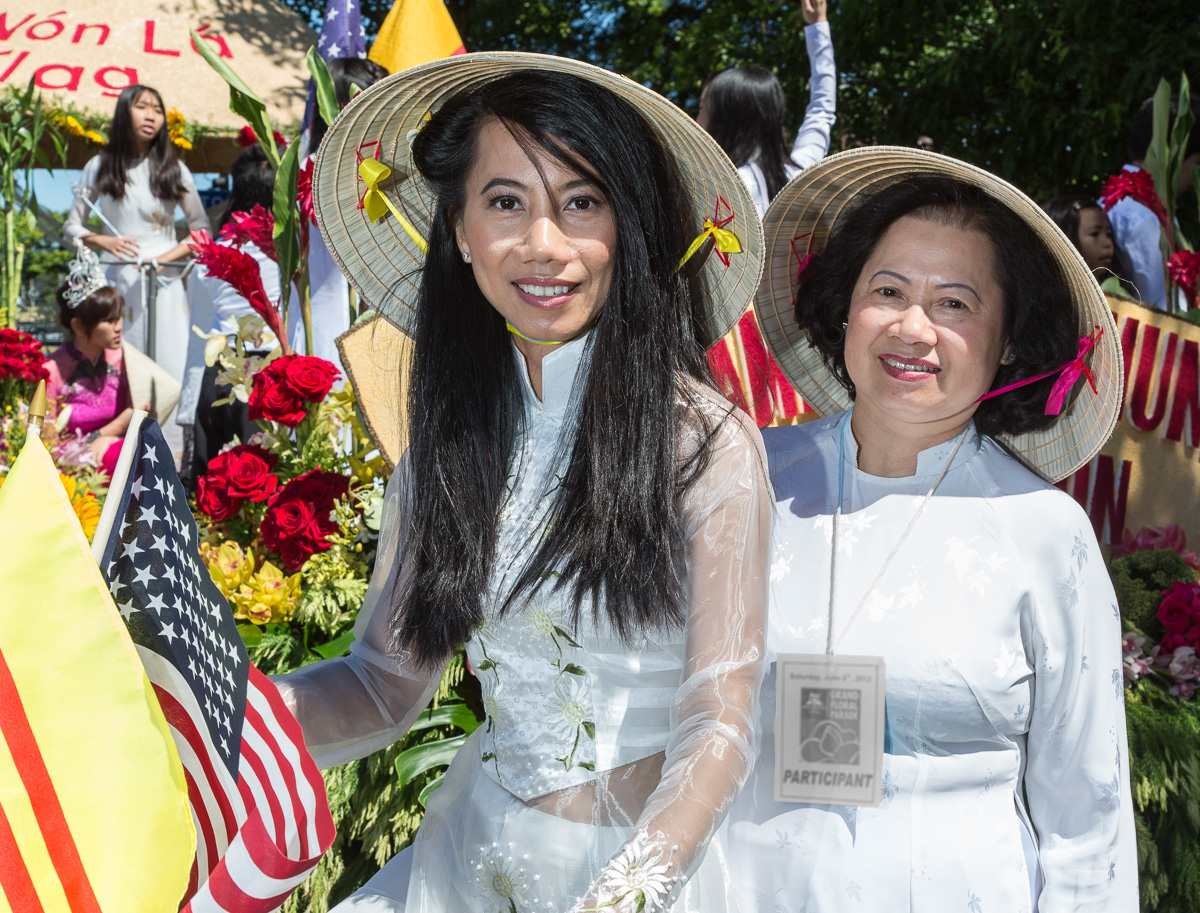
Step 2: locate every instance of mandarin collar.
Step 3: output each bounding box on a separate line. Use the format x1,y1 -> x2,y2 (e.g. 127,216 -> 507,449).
837,410 -> 982,481
514,331 -> 593,415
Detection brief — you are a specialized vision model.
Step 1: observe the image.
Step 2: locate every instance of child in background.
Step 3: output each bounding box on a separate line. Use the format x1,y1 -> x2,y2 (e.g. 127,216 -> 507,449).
1044,195 -> 1135,297
44,281 -> 139,476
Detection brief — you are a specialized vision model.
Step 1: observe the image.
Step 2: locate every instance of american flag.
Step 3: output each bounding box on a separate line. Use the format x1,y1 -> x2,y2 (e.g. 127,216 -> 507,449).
96,416 -> 334,912
301,0 -> 368,140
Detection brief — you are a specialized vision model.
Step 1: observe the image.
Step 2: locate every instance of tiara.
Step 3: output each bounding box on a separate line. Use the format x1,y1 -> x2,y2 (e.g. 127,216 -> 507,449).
64,243 -> 107,308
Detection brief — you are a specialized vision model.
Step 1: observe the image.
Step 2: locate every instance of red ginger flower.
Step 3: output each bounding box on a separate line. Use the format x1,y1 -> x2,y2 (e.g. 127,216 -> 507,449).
296,158 -> 316,226
188,230 -> 289,351
1168,250 -> 1200,309
1100,170 -> 1169,227
219,205 -> 277,263
236,125 -> 289,149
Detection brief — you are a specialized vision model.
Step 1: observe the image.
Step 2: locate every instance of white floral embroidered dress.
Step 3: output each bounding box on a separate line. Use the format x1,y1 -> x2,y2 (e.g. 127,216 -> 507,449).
726,413 -> 1138,913
274,335 -> 770,913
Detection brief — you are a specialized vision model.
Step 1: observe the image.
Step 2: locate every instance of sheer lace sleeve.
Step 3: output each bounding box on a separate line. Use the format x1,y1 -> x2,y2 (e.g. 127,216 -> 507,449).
271,463 -> 446,769
573,400 -> 771,912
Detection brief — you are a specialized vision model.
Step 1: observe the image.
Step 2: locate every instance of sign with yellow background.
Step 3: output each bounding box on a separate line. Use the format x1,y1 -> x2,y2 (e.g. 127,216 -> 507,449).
1060,296 -> 1200,548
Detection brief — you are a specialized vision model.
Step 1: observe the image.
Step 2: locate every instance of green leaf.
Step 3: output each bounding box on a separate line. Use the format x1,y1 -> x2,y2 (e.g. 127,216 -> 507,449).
394,733 -> 468,787
272,134 -> 302,313
1143,78 -> 1174,224
554,625 -> 582,648
561,663 -> 587,676
306,47 -> 340,132
311,629 -> 355,659
237,623 -> 264,648
407,702 -> 483,735
582,720 -> 596,740
578,760 -> 595,771
476,659 -> 496,671
189,28 -> 279,167
417,773 -> 445,808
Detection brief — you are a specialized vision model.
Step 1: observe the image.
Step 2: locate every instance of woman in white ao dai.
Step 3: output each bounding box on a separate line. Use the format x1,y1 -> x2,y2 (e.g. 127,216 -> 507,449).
728,153 -> 1138,913
274,60 -> 771,913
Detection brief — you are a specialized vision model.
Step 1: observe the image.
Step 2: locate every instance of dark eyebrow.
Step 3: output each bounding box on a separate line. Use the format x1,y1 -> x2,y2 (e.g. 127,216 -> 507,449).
478,177 -> 602,196
869,269 -> 910,284
937,282 -> 982,304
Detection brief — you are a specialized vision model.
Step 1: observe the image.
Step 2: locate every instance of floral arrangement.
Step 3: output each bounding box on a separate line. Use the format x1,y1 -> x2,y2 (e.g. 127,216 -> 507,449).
48,110 -> 106,145
167,108 -> 195,152
1100,169 -> 1169,226
1109,524 -> 1200,912
0,328 -> 49,407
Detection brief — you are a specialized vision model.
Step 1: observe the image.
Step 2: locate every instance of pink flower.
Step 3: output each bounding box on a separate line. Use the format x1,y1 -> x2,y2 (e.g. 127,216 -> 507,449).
219,204 -> 276,262
1100,170 -> 1168,226
1112,524 -> 1200,570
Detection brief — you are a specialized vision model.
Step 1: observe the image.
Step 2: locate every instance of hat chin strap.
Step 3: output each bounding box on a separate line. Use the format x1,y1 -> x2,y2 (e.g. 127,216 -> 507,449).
975,326 -> 1102,415
505,321 -> 595,347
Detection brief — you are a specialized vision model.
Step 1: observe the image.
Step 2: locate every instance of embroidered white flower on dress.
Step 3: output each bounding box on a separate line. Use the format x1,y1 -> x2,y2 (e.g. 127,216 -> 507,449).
545,676 -> 591,740
945,537 -> 981,578
814,512 -> 876,554
770,552 -> 794,582
897,582 -> 925,609
993,641 -> 1019,678
482,687 -> 512,733
864,590 -> 895,623
473,846 -> 531,913
599,837 -> 673,912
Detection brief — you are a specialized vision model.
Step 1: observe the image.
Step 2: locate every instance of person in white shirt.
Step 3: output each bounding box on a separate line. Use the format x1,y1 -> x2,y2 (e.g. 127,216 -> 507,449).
1106,93 -> 1200,309
736,148 -> 1137,913
697,0 -> 836,215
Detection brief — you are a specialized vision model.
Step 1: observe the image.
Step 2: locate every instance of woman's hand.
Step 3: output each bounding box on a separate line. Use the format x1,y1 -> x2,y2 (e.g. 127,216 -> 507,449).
802,0 -> 828,24
88,434 -> 120,461
99,406 -> 135,438
86,233 -> 140,261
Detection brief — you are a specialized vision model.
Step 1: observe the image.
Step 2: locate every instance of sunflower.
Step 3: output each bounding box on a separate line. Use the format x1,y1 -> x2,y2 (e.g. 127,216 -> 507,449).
59,474 -> 102,541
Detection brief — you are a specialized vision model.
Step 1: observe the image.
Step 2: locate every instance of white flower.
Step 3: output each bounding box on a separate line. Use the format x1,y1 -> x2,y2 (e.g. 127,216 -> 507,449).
473,846 -> 530,913
945,536 -> 980,579
544,675 -> 592,741
897,582 -> 925,609
770,553 -> 793,582
993,641 -> 1019,678
525,604 -> 566,638
481,685 -> 512,733
864,590 -> 894,622
600,838 -> 673,911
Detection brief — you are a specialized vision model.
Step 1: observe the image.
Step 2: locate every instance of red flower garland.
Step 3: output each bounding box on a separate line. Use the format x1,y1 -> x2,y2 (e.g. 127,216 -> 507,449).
1167,250 -> 1200,309
260,469 -> 351,571
1100,170 -> 1169,227
188,230 -> 288,347
218,204 -> 277,263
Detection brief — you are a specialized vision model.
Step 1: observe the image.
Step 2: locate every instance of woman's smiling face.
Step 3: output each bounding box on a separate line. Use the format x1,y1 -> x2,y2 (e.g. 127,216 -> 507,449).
843,215 -> 1008,434
454,118 -> 616,359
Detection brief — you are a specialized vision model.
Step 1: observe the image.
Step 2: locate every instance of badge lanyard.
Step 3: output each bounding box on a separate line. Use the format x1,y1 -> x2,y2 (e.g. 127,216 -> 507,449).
826,413 -> 968,655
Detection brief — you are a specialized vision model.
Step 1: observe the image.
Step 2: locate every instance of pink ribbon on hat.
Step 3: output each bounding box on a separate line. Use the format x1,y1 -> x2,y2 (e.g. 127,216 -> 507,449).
977,326 -> 1103,415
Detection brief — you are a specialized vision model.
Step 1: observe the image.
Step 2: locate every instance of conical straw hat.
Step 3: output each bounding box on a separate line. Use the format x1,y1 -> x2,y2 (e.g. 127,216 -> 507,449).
311,51 -> 763,347
756,146 -> 1122,483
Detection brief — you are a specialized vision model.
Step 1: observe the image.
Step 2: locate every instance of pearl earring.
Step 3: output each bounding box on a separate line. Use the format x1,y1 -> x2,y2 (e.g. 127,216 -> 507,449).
462,251 -> 470,262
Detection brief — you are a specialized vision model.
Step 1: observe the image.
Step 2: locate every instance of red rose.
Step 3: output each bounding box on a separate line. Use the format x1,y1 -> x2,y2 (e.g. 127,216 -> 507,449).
278,354 -> 339,402
0,356 -> 24,379
208,444 -> 279,502
260,469 -> 351,571
248,366 -> 308,426
1161,632 -> 1188,652
1158,582 -> 1200,634
19,361 -> 49,383
196,473 -> 240,521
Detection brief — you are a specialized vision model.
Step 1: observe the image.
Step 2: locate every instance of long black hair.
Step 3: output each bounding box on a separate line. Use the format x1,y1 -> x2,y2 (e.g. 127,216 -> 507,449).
216,144 -> 276,233
702,66 -> 792,201
394,70 -> 720,666
96,85 -> 185,202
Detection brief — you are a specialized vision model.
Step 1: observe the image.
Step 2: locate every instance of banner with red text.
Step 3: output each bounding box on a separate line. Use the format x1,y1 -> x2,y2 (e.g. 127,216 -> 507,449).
1059,296 -> 1200,548
0,2 -> 314,129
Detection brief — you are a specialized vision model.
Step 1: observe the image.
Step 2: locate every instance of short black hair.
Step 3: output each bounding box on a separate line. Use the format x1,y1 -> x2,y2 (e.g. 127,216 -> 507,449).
793,175 -> 1079,438
1128,93 -> 1200,161
310,57 -> 389,152
57,284 -> 125,335
216,144 -> 277,232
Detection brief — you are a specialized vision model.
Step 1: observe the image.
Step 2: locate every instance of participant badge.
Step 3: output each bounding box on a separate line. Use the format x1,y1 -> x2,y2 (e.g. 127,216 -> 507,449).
774,653 -> 886,807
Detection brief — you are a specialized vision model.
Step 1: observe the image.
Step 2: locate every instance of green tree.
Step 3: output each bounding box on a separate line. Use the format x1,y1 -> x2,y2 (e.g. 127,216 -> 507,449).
281,0 -> 1200,209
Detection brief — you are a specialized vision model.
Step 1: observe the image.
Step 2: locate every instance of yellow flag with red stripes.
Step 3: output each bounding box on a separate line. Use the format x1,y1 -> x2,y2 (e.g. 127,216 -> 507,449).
368,0 -> 465,74
0,437 -> 193,912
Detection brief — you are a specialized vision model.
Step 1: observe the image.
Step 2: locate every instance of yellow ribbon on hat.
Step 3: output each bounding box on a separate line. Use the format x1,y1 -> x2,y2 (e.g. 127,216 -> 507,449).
358,157 -> 429,254
676,216 -> 742,271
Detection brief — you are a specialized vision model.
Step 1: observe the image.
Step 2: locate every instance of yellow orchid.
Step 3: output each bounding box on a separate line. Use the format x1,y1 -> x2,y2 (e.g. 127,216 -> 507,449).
202,540 -> 255,599
233,560 -> 301,626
